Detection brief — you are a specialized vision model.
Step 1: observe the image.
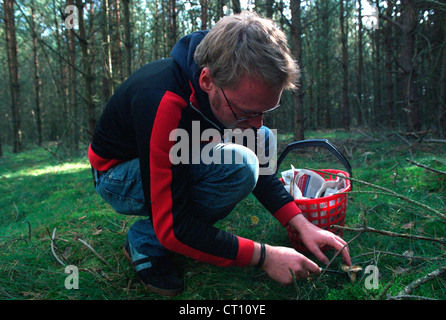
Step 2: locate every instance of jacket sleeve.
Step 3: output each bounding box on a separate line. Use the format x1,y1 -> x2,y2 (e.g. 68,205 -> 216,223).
252,173 -> 302,226
145,90 -> 254,267
251,128 -> 302,226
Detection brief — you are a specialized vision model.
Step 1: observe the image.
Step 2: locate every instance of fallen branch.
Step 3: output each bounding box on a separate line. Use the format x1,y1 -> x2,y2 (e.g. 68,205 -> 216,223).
352,250 -> 446,261
406,158 -> 446,176
393,266 -> 446,299
50,228 -> 66,266
333,225 -> 445,245
77,238 -> 110,267
388,294 -> 437,300
310,169 -> 446,221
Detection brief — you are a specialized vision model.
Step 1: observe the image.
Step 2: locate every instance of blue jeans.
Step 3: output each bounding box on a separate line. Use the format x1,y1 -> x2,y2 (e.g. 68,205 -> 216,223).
94,140 -> 262,258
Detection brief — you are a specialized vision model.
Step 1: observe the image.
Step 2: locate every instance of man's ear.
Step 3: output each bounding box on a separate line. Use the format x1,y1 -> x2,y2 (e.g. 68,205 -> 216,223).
199,67 -> 214,93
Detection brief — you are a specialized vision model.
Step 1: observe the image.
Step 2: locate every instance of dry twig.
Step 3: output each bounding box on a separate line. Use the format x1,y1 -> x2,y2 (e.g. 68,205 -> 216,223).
310,169 -> 446,221
391,266 -> 446,299
333,225 -> 445,244
77,238 -> 110,267
406,158 -> 446,176
50,228 -> 66,266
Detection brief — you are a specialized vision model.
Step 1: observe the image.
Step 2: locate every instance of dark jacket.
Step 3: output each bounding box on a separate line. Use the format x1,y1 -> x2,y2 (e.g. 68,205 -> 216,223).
89,31 -> 301,267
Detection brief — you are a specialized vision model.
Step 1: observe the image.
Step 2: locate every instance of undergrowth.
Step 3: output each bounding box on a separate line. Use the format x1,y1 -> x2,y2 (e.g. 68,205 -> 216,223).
0,130 -> 445,300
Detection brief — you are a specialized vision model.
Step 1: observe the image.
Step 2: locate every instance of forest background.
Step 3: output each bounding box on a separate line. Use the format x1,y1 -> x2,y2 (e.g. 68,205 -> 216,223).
1,0 -> 446,301
1,0 -> 446,154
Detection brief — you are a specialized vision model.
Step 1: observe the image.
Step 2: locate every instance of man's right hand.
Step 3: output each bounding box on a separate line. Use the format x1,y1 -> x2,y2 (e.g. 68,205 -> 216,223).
260,244 -> 321,284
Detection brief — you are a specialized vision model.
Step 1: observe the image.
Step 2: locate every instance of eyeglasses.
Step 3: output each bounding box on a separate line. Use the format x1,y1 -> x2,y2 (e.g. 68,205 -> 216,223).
220,88 -> 280,122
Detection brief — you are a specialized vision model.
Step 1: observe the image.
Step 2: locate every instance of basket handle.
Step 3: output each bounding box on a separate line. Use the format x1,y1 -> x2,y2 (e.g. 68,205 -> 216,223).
276,139 -> 353,187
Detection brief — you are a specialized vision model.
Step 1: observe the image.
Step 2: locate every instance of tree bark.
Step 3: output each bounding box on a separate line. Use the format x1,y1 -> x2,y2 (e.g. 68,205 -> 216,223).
232,0 -> 241,14
3,0 -> 21,153
76,0 -> 97,138
340,0 -> 350,130
356,0 -> 364,126
168,0 -> 177,52
400,0 -> 421,131
31,0 -> 42,146
102,0 -> 113,102
122,0 -> 132,78
438,11 -> 446,137
290,0 -> 304,140
67,0 -> 78,151
200,0 -> 208,30
384,0 -> 394,127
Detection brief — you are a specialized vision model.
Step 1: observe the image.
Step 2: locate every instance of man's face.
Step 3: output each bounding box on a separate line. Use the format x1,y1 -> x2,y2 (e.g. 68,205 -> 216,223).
199,68 -> 282,130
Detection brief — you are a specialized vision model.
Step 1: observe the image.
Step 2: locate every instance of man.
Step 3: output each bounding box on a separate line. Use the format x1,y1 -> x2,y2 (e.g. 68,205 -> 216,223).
89,11 -> 351,296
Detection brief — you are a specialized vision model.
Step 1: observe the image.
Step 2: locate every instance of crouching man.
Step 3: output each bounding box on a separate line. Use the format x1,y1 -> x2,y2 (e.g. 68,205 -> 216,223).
89,11 -> 351,296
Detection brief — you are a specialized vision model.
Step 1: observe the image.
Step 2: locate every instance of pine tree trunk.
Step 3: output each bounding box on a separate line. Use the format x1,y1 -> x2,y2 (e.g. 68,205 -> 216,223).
122,0 -> 132,78
232,0 -> 241,14
384,0 -> 394,127
31,0 -> 42,146
400,0 -> 421,131
291,0 -> 304,141
356,0 -> 364,126
102,0 -> 113,102
67,0 -> 78,151
439,18 -> 446,137
200,0 -> 208,30
3,0 -> 21,153
76,0 -> 97,138
340,0 -> 350,130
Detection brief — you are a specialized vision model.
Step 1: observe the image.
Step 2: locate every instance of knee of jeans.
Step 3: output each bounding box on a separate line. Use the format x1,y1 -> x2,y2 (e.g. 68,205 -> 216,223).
228,144 -> 259,193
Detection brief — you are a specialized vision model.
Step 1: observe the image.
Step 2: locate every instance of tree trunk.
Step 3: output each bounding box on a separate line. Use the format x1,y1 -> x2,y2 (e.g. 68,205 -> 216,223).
168,0 -> 177,52
439,16 -> 446,137
112,0 -> 123,82
67,0 -> 78,151
217,0 -> 224,19
76,0 -> 96,138
122,0 -> 132,78
384,0 -> 394,127
372,0 -> 381,129
266,0 -> 273,18
400,0 -> 420,131
102,0 -> 113,102
340,0 -> 350,130
232,0 -> 241,14
290,0 -> 304,141
3,0 -> 21,153
200,0 -> 208,30
356,0 -> 364,126
53,0 -> 68,143
31,0 -> 42,146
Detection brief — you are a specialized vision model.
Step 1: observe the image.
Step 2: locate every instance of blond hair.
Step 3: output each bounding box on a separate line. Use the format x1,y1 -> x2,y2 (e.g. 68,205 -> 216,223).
194,11 -> 300,90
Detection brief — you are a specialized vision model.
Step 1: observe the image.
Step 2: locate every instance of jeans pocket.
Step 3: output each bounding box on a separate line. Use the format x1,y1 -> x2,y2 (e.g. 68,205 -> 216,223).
101,187 -> 147,216
95,160 -> 149,216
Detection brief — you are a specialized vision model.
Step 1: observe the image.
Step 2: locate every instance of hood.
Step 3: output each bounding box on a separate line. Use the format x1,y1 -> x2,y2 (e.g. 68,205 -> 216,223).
171,31 -> 224,131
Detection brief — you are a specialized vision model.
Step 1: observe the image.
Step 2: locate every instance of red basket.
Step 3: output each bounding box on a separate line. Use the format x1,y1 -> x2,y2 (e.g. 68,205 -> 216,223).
284,169 -> 351,253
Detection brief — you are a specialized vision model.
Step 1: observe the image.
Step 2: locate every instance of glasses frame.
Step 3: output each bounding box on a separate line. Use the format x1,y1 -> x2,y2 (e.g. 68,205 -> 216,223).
220,88 -> 280,122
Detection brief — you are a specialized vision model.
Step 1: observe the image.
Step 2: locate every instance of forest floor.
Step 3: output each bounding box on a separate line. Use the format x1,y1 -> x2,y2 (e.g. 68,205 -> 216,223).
1,129 -> 445,303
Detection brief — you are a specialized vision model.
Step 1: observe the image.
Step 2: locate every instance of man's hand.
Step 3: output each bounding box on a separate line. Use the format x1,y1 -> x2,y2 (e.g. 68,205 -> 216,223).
250,214 -> 352,285
261,245 -> 321,284
288,214 -> 352,266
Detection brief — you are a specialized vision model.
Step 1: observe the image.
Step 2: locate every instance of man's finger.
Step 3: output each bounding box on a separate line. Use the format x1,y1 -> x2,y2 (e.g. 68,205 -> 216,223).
302,255 -> 322,274
331,237 -> 351,265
